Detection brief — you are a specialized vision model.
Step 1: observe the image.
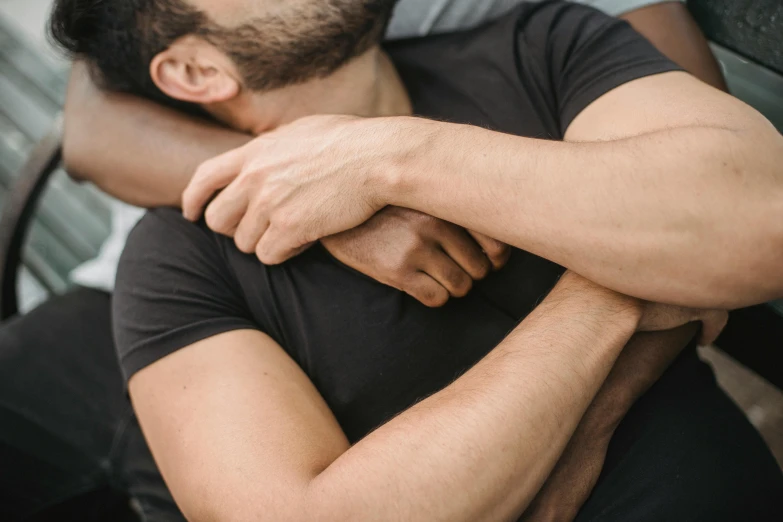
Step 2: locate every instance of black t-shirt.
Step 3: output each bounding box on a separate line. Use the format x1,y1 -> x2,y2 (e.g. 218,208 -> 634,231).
114,2 -> 681,443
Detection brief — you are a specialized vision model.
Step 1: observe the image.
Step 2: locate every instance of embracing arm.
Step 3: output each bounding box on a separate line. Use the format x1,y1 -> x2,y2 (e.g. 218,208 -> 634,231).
523,322 -> 700,521
62,61 -> 250,207
62,1 -> 723,207
186,71 -> 783,309
386,72 -> 783,308
130,273 -> 640,522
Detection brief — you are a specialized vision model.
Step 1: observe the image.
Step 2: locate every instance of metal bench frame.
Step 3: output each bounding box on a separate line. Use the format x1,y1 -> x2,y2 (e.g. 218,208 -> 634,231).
0,116 -> 62,318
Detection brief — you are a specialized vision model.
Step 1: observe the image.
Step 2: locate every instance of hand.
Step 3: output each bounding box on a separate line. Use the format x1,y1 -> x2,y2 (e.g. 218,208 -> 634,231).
637,303 -> 728,346
182,115 -> 429,264
322,207 -> 510,307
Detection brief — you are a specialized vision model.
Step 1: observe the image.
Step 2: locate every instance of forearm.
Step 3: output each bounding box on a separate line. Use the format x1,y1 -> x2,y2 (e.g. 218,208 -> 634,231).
523,324 -> 698,521
63,61 -> 250,207
580,323 -> 698,434
304,275 -> 639,522
389,120 -> 783,308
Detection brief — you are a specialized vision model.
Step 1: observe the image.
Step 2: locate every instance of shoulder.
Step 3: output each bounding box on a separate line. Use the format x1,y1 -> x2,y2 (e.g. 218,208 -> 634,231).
119,207 -> 236,280
117,206 -> 242,299
126,206 -> 215,250
114,207 -> 255,381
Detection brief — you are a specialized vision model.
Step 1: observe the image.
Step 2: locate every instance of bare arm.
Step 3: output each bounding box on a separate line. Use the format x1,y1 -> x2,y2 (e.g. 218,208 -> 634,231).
523,323 -> 699,521
130,273 -> 641,522
62,61 -> 250,207
386,72 -> 783,308
63,2 -> 724,207
186,70 -> 783,308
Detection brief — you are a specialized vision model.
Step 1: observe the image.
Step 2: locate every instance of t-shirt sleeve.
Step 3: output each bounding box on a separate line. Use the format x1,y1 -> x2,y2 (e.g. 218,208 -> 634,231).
516,1 -> 683,133
113,208 -> 256,381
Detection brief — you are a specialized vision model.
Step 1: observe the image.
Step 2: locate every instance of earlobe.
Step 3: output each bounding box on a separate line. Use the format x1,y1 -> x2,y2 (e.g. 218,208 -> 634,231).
150,43 -> 240,105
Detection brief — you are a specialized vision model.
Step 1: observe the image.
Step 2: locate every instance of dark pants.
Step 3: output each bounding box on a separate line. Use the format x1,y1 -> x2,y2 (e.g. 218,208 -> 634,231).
1,288 -> 782,521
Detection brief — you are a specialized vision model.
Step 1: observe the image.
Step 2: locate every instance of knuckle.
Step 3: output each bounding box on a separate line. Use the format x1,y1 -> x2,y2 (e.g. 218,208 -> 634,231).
451,275 -> 473,297
428,290 -> 450,308
234,234 -> 255,254
484,240 -> 509,259
204,205 -> 227,233
193,160 -> 213,179
182,179 -> 204,203
234,171 -> 252,189
403,235 -> 427,256
418,283 -> 449,307
471,258 -> 491,280
274,212 -> 296,233
255,244 -> 277,265
387,265 -> 408,284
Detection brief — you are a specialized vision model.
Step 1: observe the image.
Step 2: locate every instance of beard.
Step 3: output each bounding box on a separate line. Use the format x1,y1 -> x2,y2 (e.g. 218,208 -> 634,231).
198,0 -> 397,91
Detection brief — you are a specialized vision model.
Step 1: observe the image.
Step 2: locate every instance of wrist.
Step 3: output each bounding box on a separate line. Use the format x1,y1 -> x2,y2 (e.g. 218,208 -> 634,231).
379,117 -> 449,209
552,272 -> 642,327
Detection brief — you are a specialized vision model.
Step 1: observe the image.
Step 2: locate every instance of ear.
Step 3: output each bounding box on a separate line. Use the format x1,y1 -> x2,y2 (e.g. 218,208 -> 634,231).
150,35 -> 240,104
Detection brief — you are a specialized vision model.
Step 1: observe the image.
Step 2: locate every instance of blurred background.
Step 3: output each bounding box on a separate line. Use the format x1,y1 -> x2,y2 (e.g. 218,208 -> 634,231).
0,0 -> 782,467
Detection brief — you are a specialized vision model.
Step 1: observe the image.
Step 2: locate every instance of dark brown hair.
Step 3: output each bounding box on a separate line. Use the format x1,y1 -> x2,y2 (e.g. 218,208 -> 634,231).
50,0 -> 396,112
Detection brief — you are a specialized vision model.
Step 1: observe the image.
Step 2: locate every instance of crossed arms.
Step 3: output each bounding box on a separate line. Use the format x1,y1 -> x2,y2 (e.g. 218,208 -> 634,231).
179,71 -> 783,310
67,3 -> 782,521
127,271 -> 706,522
120,37 -> 768,522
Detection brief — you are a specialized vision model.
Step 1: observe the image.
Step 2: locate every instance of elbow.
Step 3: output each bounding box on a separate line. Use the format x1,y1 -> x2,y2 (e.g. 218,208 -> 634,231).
701,182 -> 783,309
747,203 -> 783,305
61,117 -> 88,181
62,93 -> 97,182
740,131 -> 783,304
62,61 -> 101,184
701,128 -> 783,308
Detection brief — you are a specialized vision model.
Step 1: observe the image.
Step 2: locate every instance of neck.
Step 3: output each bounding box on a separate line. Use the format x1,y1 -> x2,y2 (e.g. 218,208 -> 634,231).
221,48 -> 413,135
370,51 -> 413,118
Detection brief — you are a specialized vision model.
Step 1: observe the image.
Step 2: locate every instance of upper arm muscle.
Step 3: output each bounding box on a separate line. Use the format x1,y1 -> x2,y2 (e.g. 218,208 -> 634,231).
128,330 -> 349,522
564,71 -> 772,143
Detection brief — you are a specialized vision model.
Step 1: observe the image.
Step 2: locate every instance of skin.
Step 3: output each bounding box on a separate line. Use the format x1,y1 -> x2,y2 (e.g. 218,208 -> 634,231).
186,70 -> 782,309
62,3 -> 738,518
522,322 -> 700,521
62,2 -> 731,308
63,59 -> 506,307
129,271 -> 720,522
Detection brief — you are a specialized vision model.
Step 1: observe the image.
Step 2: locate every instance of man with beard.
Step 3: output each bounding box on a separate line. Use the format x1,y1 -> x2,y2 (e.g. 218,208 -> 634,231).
0,2 -> 770,519
43,0 -> 783,521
